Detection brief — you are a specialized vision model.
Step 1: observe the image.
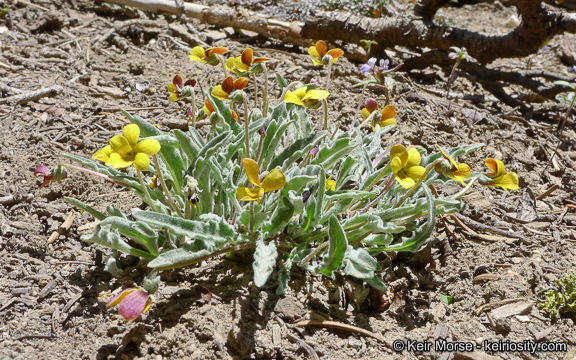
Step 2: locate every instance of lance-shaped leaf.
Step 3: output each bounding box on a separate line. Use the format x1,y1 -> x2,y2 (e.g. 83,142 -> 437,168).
206,91 -> 242,134
99,216 -> 159,255
192,132 -> 231,177
174,129 -> 201,165
260,119 -> 293,168
253,240 -> 278,287
311,136 -> 352,169
380,185 -> 436,252
318,216 -> 348,277
132,211 -> 236,246
343,247 -> 380,279
65,197 -> 106,221
269,132 -> 324,170
81,224 -> 154,260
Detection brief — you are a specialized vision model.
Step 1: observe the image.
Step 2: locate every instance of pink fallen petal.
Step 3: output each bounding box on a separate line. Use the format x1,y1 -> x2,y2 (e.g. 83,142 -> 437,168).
107,288 -> 136,308
34,164 -> 51,177
118,290 -> 150,321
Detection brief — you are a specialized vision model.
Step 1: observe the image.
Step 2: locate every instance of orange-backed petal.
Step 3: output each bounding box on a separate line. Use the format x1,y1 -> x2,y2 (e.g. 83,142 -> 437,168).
361,107 -> 372,119
404,165 -> 425,182
212,85 -> 229,100
453,163 -> 471,179
302,89 -> 330,101
134,138 -> 161,156
241,48 -> 253,65
242,158 -> 261,186
284,91 -> 305,106
406,148 -> 422,168
327,48 -> 344,62
437,146 -> 458,169
253,57 -> 272,63
108,152 -> 134,169
109,135 -> 132,154
308,45 -> 320,60
122,124 -> 140,148
236,186 -> 261,201
133,152 -> 151,171
261,168 -> 286,192
234,77 -> 249,90
390,145 -> 408,167
204,99 -> 215,114
208,46 -> 228,56
189,46 -> 206,60
315,40 -> 327,57
380,105 -> 397,120
379,118 -> 397,127
107,288 -> 137,308
485,158 -> 506,178
222,76 -> 235,94
172,74 -> 183,89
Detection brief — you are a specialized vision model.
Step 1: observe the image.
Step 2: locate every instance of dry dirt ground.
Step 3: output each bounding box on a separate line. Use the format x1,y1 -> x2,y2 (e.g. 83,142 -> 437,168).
1,1 -> 576,359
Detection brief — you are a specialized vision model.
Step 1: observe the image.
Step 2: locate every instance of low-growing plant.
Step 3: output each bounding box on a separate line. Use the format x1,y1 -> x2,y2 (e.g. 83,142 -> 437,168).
36,42 -> 518,321
539,273 -> 576,320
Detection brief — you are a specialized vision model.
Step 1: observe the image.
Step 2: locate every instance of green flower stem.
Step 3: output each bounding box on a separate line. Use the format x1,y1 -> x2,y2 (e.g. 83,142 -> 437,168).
137,170 -> 155,208
395,159 -> 443,208
185,200 -> 191,220
298,153 -> 313,169
252,73 -> 258,110
249,201 -> 254,232
362,163 -> 391,191
255,132 -> 265,165
298,240 -> 329,267
243,94 -> 250,159
358,108 -> 379,129
63,163 -> 130,188
322,98 -> 329,131
449,175 -> 479,200
325,61 -> 333,92
358,175 -> 395,214
152,155 -> 183,217
189,87 -> 197,128
262,63 -> 269,118
218,55 -> 228,78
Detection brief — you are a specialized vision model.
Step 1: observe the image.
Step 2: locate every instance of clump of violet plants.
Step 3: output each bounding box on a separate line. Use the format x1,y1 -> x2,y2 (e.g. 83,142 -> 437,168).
36,41 -> 518,321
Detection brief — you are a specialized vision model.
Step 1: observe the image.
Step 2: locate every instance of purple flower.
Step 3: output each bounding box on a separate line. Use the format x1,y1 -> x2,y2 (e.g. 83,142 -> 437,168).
360,57 -> 377,73
34,164 -> 67,188
571,65 -> 576,73
308,146 -> 319,157
378,59 -> 389,71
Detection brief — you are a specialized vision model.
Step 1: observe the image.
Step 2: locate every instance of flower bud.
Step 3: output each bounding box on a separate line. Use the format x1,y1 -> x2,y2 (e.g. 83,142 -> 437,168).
308,146 -> 319,157
364,98 -> 378,113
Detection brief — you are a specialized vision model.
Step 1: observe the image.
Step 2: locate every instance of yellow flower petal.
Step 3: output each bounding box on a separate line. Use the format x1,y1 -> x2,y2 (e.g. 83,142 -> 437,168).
380,105 -> 397,120
189,46 -> 207,62
326,176 -> 336,191
243,158 -> 261,187
284,91 -> 305,106
390,156 -> 404,175
261,169 -> 286,192
395,175 -> 417,189
167,83 -> 177,93
404,165 -> 425,182
236,186 -> 262,202
406,148 -> 422,168
390,145 -> 408,166
109,135 -> 132,155
302,89 -> 330,101
379,118 -> 397,127
123,124 -> 140,148
93,145 -> 112,162
308,45 -> 320,60
133,152 -> 151,171
169,93 -> 179,102
108,152 -> 134,169
490,172 -> 519,190
361,107 -> 371,119
212,85 -> 229,100
134,138 -> 161,156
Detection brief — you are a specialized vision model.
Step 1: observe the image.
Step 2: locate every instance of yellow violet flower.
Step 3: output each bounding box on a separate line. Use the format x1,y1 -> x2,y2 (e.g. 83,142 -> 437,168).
435,146 -> 471,185
96,124 -> 161,171
236,158 -> 286,204
485,158 -> 519,190
284,86 -> 330,109
189,46 -> 228,65
361,99 -> 397,131
308,40 -> 344,66
226,48 -> 271,75
390,145 -> 426,189
167,74 -> 196,102
326,176 -> 336,191
212,76 -> 249,100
